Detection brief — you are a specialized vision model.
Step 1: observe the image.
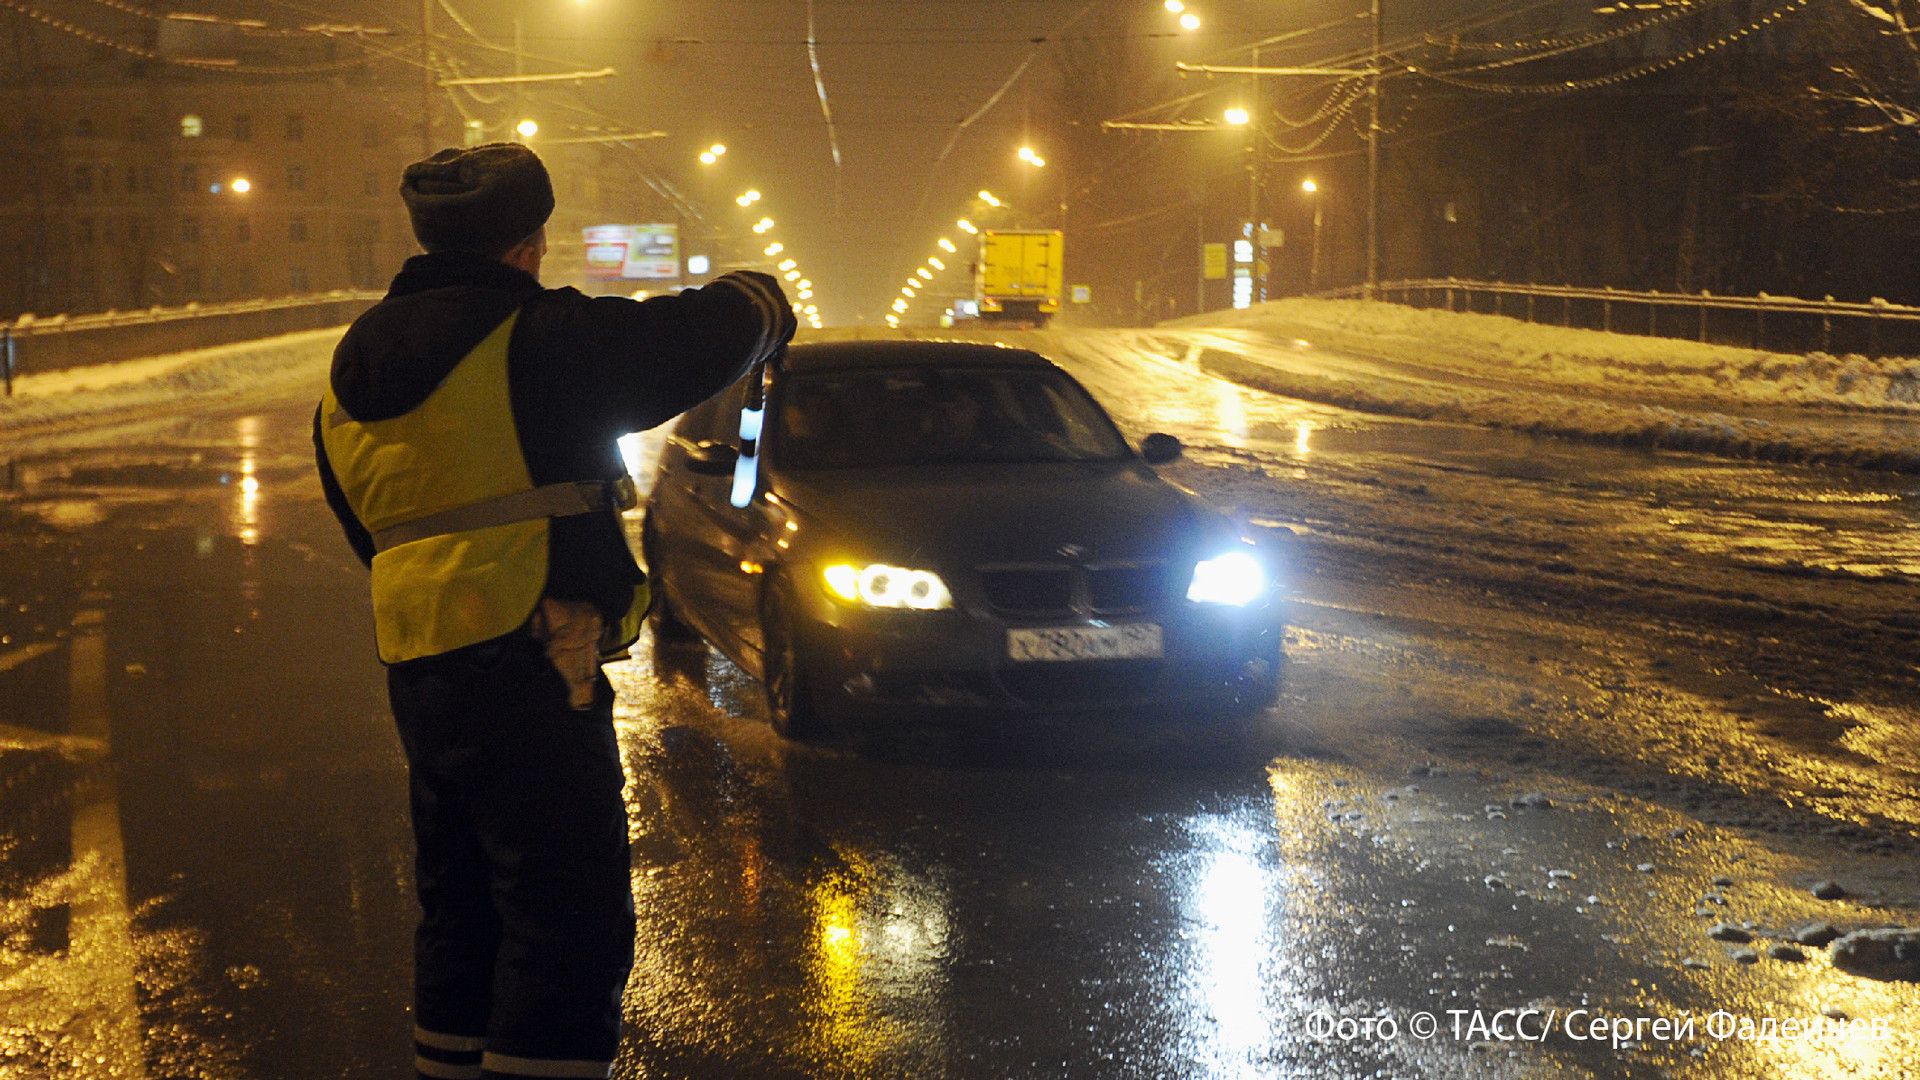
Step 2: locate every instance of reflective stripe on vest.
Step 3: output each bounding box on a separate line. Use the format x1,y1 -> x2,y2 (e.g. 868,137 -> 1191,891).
319,309 -> 646,663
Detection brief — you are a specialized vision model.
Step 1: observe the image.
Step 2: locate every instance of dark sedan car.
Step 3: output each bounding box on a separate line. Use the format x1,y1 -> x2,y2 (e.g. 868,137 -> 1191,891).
640,340 -> 1285,738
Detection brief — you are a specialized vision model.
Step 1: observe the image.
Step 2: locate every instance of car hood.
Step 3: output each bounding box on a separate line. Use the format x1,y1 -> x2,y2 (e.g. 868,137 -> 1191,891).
769,460 -> 1228,567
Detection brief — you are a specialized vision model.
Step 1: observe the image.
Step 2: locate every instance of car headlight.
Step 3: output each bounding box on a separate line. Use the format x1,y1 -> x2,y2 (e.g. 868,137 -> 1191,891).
1186,550 -> 1268,606
822,563 -> 954,610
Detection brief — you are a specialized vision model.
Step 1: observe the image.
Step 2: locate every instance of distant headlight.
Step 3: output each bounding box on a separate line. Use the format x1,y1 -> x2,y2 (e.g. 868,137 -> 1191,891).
823,563 -> 954,610
1186,550 -> 1268,606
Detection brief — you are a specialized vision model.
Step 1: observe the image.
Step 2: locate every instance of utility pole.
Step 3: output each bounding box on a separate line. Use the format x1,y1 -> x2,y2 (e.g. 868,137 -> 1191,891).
1169,51 -> 1377,296
1366,0 -> 1381,299
420,0 -> 435,155
1249,46 -> 1262,304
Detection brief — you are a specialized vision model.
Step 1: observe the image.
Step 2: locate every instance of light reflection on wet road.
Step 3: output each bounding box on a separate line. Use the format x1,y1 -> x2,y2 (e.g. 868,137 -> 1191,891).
1,328 -> 1917,1078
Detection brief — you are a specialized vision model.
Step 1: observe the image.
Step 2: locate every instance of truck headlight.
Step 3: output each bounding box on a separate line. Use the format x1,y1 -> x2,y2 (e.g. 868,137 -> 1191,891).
1186,551 -> 1268,606
823,563 -> 954,610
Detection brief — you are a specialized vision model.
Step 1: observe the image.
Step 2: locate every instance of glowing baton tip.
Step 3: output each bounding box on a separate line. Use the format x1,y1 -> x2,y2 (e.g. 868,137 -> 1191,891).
730,453 -> 758,507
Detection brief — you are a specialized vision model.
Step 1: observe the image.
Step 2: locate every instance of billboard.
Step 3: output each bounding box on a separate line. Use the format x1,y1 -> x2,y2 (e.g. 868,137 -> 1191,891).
583,224 -> 678,280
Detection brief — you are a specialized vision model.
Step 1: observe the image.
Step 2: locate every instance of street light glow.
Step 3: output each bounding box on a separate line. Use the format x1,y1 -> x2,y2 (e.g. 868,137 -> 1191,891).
780,259 -> 797,270
1302,179 -> 1318,193
1165,0 -> 1184,10
917,269 -> 933,280
1225,107 -> 1249,126
1180,12 -> 1200,30
939,237 -> 958,252
928,257 -> 945,270
699,151 -> 717,164
753,217 -> 775,233
786,270 -> 801,281
957,219 -> 977,234
230,178 -> 251,194
978,190 -> 1001,207
737,190 -> 761,206
765,243 -> 784,256
709,143 -> 726,156
516,119 -> 538,137
797,279 -> 811,290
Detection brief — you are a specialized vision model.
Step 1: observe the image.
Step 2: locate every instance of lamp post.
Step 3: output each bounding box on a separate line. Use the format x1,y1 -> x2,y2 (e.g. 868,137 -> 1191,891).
1303,179 -> 1323,293
1171,1 -> 1384,297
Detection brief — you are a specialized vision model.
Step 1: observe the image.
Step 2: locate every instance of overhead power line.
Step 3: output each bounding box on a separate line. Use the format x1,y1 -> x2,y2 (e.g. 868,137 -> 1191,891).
1411,0 -> 1812,93
0,0 -> 375,73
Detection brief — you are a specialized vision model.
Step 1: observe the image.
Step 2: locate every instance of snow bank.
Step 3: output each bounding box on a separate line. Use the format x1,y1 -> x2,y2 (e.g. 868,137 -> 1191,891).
1172,299 -> 1920,411
0,328 -> 340,435
1169,300 -> 1920,473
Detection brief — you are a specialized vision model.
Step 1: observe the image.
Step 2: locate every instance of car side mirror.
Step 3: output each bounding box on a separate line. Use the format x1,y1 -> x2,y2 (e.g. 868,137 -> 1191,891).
683,441 -> 740,476
1140,432 -> 1183,465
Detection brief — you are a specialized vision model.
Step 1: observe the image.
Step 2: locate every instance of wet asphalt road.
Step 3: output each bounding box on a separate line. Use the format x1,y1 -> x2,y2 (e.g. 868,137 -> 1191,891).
2,330 -> 1917,1078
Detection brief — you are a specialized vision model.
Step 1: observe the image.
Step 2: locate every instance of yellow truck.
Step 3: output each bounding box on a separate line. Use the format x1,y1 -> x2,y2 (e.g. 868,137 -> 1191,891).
975,229 -> 1064,327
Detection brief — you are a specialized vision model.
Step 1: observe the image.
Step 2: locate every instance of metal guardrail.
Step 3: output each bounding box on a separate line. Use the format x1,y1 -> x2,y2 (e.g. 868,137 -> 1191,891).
1,291 -> 382,392
1317,279 -> 1920,358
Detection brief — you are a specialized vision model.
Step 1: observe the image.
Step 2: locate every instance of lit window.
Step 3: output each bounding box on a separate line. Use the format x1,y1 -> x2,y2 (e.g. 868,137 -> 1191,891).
180,114 -> 203,138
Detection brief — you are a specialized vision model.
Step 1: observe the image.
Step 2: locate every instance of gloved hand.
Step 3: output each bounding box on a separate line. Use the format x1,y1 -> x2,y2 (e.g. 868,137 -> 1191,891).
729,270 -> 798,348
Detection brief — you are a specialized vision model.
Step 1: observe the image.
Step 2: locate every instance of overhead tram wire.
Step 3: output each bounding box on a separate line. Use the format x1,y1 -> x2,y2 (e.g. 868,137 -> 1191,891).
1104,1 -> 1551,134
1408,0 -> 1812,94
0,0 -> 391,73
805,0 -> 843,214
1415,0 -> 1742,76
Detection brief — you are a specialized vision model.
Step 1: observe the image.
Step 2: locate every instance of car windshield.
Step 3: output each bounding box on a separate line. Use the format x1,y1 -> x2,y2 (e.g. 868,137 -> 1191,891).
773,366 -> 1132,469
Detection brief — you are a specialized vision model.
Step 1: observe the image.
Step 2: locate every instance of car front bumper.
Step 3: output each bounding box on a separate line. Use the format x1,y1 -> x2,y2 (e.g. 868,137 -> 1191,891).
794,593 -> 1285,720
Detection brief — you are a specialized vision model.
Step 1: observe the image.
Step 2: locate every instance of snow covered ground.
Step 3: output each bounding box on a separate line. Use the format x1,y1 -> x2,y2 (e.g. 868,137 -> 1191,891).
1162,299 -> 1920,474
0,328 -> 339,444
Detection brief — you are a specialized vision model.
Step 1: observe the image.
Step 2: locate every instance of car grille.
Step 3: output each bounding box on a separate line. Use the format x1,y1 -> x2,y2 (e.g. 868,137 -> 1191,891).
978,567 -> 1072,615
976,560 -> 1176,617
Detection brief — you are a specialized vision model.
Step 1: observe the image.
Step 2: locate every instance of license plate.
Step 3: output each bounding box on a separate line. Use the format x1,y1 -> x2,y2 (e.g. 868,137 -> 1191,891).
1006,624 -> 1163,662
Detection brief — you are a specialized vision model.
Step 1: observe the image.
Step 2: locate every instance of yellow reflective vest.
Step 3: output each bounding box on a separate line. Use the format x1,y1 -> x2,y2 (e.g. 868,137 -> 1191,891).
319,310 -> 646,663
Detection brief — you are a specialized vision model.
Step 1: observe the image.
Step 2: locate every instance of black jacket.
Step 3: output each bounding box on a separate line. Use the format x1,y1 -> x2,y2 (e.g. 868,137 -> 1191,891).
316,251 -> 790,630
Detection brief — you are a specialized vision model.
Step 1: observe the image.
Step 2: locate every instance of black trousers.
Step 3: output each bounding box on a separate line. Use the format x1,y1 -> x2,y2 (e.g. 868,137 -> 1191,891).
387,632 -> 635,1080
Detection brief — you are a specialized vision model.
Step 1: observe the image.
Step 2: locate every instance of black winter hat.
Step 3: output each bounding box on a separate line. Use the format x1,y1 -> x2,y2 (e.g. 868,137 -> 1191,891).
400,142 -> 554,256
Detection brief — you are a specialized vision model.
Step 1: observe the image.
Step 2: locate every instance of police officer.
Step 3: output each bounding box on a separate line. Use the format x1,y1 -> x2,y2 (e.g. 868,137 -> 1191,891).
314,143 -> 793,1080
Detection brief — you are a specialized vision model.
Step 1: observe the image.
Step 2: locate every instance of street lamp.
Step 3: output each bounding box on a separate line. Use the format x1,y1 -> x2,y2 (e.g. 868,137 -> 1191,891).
515,118 -> 538,138
737,190 -> 761,206
230,177 -> 252,194
1224,107 -> 1249,126
1180,12 -> 1200,30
